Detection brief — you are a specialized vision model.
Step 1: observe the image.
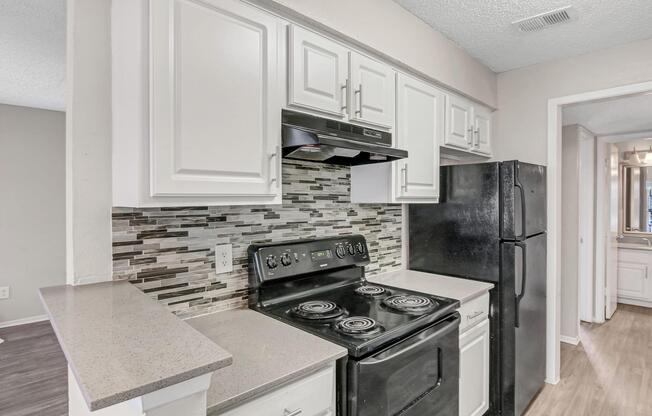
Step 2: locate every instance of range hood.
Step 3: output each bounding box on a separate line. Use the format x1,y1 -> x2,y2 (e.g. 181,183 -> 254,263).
281,110 -> 407,166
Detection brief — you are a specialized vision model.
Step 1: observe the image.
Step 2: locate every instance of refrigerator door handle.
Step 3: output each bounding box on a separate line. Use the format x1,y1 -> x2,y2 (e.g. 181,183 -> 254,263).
515,242 -> 527,328
514,176 -> 527,241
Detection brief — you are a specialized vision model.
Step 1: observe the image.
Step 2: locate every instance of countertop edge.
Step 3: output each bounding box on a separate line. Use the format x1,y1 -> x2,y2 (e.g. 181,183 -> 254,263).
206,351 -> 346,415
38,284 -> 234,412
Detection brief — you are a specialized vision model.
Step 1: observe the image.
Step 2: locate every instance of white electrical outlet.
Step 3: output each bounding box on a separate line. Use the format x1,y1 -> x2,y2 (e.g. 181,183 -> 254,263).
215,244 -> 233,274
0,286 -> 9,300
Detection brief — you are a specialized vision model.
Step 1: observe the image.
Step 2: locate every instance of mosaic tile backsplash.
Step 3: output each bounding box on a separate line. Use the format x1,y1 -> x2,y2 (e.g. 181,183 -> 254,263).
112,160 -> 403,318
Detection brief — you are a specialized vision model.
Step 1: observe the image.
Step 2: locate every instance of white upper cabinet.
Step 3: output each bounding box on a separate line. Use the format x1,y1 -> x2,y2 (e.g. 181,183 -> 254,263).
287,25 -> 394,130
113,0 -> 284,206
288,25 -> 349,118
473,105 -> 492,155
444,94 -> 474,149
349,52 -> 395,128
443,94 -> 493,157
395,73 -> 444,201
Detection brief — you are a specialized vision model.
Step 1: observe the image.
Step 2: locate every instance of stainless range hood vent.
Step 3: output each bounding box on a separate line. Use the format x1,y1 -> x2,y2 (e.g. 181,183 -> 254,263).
281,110 -> 407,166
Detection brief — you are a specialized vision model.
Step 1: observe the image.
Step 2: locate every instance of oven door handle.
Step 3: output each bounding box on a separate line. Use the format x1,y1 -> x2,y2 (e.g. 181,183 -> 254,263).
365,313 -> 460,364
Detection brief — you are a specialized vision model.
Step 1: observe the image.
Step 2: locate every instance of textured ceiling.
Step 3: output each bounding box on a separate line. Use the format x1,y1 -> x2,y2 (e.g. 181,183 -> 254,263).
562,93 -> 652,137
393,0 -> 652,72
0,0 -> 65,111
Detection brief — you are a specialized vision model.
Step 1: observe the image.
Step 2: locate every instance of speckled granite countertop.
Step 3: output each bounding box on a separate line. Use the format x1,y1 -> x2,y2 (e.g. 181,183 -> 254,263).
187,308 -> 348,415
39,281 -> 233,411
368,269 -> 494,304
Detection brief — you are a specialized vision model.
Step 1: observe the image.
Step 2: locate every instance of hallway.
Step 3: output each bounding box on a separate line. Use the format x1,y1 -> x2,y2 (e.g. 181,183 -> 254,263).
526,304 -> 652,416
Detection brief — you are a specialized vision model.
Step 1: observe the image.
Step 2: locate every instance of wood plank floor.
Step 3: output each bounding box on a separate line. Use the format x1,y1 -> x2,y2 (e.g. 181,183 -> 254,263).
525,304 -> 652,416
0,320 -> 68,416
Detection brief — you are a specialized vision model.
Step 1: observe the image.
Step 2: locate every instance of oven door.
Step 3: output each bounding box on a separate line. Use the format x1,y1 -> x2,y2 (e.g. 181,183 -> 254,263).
347,313 -> 460,416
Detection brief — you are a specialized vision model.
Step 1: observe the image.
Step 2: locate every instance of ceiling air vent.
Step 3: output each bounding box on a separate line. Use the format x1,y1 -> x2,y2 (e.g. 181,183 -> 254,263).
512,6 -> 577,33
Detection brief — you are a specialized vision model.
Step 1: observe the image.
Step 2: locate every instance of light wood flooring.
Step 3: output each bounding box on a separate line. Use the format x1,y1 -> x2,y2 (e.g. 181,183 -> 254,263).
0,305 -> 650,416
525,304 -> 652,416
0,320 -> 67,416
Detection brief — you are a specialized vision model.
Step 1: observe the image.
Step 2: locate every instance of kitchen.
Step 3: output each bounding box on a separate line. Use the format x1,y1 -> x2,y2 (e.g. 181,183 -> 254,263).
1,1 -> 652,416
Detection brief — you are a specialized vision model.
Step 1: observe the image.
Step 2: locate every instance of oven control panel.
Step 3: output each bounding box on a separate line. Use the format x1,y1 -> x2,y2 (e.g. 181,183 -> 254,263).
248,235 -> 370,282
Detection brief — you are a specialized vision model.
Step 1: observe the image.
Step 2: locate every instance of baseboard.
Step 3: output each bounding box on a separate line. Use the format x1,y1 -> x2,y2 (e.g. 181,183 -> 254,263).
617,297 -> 652,308
0,314 -> 49,329
560,335 -> 580,346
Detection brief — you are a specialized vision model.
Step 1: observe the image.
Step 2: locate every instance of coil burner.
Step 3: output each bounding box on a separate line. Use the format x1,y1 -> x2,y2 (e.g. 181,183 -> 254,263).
335,317 -> 384,337
290,300 -> 344,320
382,295 -> 437,314
354,285 -> 388,297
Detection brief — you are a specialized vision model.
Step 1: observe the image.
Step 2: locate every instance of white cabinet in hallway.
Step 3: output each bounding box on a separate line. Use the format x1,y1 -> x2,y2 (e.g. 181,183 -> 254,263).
112,0 -> 284,207
287,25 -> 394,129
617,248 -> 652,306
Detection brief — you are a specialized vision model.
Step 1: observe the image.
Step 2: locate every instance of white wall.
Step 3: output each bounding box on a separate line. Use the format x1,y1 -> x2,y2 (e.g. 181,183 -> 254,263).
0,104 -> 66,324
253,0 -> 497,108
66,0 -> 113,285
560,125 -> 580,341
494,38 -> 652,165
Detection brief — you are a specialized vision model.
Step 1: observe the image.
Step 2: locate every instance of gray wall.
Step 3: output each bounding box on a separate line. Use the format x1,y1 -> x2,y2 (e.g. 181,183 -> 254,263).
0,104 -> 66,325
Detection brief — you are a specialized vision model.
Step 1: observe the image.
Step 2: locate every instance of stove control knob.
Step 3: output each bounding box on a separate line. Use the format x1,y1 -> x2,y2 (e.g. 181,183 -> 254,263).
280,253 -> 292,266
355,242 -> 365,254
335,245 -> 346,259
347,243 -> 355,255
266,255 -> 278,269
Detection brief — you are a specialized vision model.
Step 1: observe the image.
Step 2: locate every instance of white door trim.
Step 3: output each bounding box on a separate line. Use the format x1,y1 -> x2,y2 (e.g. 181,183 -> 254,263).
546,80 -> 652,384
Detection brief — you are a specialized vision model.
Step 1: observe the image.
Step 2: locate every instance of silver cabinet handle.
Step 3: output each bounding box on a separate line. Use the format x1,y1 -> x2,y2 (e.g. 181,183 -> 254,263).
474,129 -> 480,148
284,409 -> 302,416
340,79 -> 348,113
467,126 -> 474,146
467,310 -> 483,320
401,164 -> 408,190
269,145 -> 280,187
355,84 -> 362,117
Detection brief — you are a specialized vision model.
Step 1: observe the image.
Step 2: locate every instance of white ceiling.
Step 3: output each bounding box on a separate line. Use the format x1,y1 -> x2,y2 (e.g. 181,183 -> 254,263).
562,93 -> 652,137
0,0 -> 66,111
393,0 -> 652,72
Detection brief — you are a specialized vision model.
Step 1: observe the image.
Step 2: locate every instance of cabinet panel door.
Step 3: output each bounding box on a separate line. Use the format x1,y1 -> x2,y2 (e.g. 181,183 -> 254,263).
473,106 -> 492,155
288,25 -> 349,117
617,261 -> 648,300
395,73 -> 443,202
459,319 -> 490,416
349,52 -> 394,128
444,94 -> 473,149
150,0 -> 282,197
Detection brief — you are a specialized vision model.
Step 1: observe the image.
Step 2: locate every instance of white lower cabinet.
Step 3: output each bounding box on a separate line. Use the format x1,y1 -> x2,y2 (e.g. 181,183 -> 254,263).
617,248 -> 652,305
218,364 -> 335,416
458,294 -> 490,416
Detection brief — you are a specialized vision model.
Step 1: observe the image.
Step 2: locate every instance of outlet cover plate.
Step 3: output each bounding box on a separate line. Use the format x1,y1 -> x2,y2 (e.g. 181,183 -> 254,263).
215,244 -> 233,274
0,286 -> 9,300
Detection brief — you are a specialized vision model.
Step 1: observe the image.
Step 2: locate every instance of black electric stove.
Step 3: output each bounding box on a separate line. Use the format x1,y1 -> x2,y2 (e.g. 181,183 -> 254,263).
248,235 -> 461,416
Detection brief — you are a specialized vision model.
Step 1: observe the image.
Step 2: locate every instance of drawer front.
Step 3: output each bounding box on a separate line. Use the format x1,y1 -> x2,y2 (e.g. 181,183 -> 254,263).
219,365 -> 335,416
458,293 -> 490,333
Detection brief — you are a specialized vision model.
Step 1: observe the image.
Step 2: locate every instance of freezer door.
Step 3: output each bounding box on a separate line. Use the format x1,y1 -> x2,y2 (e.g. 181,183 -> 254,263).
409,163 -> 501,282
503,233 -> 547,415
501,161 -> 547,240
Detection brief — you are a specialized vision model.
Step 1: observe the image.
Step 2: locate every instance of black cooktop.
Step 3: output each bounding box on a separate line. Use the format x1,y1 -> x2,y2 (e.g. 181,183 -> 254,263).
255,281 -> 459,358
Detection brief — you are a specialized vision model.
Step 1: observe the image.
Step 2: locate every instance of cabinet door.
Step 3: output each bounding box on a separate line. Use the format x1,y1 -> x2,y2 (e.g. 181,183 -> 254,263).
473,105 -> 492,155
459,319 -> 490,416
395,73 -> 443,202
444,94 -> 473,149
288,25 -> 349,118
149,0 -> 282,198
617,261 -> 649,300
349,52 -> 394,128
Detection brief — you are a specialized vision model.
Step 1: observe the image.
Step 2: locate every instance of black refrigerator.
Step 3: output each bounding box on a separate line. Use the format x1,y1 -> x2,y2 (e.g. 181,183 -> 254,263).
409,161 -> 546,416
